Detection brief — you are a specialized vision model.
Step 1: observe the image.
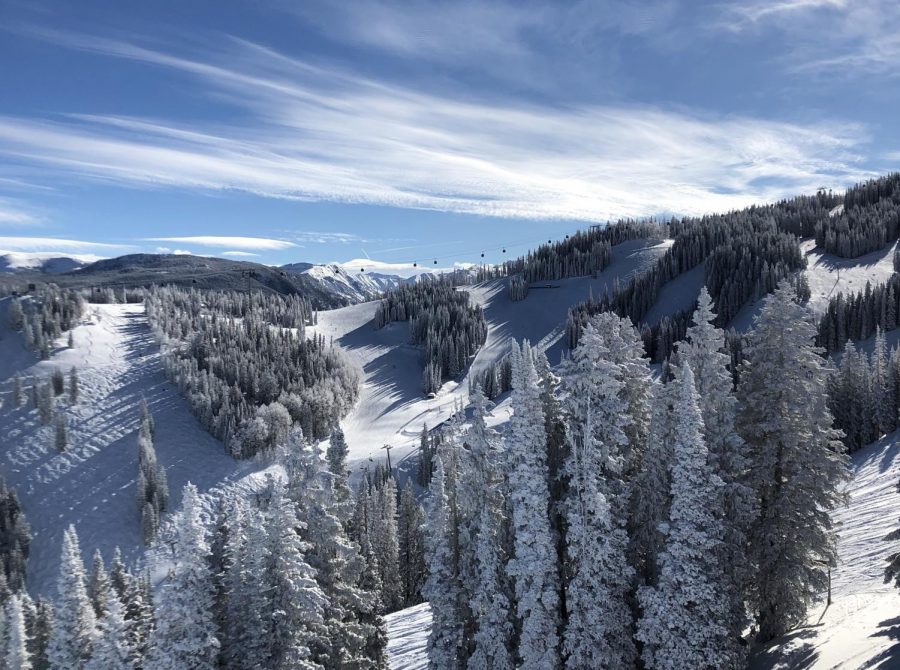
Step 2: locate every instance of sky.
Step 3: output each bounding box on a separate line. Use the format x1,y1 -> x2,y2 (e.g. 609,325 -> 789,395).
0,0 -> 898,274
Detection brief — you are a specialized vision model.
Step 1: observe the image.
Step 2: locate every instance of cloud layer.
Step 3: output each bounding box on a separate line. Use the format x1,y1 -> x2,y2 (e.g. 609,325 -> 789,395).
0,30 -> 875,224
145,236 -> 297,250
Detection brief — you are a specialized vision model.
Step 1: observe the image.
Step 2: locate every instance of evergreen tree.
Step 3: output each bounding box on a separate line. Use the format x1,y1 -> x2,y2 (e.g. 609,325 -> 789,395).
637,364 -> 740,669
86,593 -> 134,670
737,283 -> 850,642
397,480 -> 426,608
7,594 -> 32,670
87,549 -> 110,618
424,457 -> 463,670
146,483 -> 219,669
677,287 -> 756,642
48,525 -> 95,669
505,340 -> 560,669
560,323 -> 635,669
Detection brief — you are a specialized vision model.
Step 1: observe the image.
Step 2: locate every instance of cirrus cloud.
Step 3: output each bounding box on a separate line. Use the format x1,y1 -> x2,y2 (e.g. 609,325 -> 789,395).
144,236 -> 297,250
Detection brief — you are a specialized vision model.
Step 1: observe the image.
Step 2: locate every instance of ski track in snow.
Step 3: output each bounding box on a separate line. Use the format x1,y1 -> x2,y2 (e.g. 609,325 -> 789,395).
0,301 -> 267,596
386,602 -> 431,670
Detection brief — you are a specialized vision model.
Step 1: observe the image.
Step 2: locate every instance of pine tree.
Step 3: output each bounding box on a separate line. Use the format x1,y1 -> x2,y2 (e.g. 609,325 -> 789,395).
371,476 -> 402,613
737,282 -> 850,642
677,287 -> 755,642
7,594 -> 32,670
146,483 -> 219,670
48,525 -> 96,669
87,549 -> 110,618
397,480 -> 426,607
86,592 -> 134,670
266,484 -> 327,670
560,323 -> 635,669
54,412 -> 68,451
424,457 -> 463,669
873,328 -> 896,435
505,340 -> 560,669
69,367 -> 79,404
12,373 -> 24,409
637,364 -> 740,669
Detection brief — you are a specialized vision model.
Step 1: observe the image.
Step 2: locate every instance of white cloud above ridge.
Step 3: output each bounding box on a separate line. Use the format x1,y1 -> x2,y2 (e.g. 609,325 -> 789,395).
221,250 -> 260,257
0,236 -> 131,252
144,236 -> 297,250
0,29 -> 879,222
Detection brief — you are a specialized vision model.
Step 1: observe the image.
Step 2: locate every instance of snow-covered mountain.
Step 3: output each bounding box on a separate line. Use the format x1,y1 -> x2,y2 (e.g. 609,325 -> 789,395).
282,262 -> 410,303
0,251 -> 101,274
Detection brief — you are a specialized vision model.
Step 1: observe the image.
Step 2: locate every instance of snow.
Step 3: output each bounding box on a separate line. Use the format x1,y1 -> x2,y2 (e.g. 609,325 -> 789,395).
309,238 -> 671,467
386,602 -> 431,670
0,302 -> 261,596
0,251 -> 101,274
303,264 -> 406,303
752,431 -> 900,669
731,239 -> 898,332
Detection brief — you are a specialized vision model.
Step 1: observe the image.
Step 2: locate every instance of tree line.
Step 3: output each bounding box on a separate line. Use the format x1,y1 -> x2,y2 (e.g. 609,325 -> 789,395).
424,284 -> 848,668
815,173 -> 900,258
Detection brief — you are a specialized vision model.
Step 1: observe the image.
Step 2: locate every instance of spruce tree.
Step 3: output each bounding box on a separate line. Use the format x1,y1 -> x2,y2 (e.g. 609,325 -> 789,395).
737,283 -> 850,642
637,364 -> 739,669
146,483 -> 219,669
48,525 -> 95,669
677,287 -> 755,642
560,323 -> 635,669
7,594 -> 32,670
86,593 -> 134,670
424,457 -> 463,669
505,340 -> 560,669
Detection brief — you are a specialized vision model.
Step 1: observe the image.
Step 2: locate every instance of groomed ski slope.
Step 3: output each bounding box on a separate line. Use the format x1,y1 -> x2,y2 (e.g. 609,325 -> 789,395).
384,432 -> 900,669
309,238 -> 672,466
0,300 -> 262,595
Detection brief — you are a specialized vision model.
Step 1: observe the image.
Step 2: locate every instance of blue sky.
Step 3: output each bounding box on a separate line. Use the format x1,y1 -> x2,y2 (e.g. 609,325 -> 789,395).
0,0 -> 898,274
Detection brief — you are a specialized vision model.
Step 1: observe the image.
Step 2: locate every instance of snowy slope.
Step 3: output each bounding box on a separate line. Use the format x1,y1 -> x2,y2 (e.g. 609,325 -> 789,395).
0,302 -> 262,595
386,603 -> 431,670
309,238 -> 671,466
752,432 -> 900,669
285,263 -> 408,304
0,251 -> 102,274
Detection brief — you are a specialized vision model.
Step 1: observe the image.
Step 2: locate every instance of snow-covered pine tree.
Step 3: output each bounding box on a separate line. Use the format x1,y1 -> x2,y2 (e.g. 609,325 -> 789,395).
559,322 -> 636,669
637,363 -> 739,669
137,405 -> 168,544
48,525 -> 96,669
87,549 -> 110,618
86,592 -> 134,670
397,480 -> 426,608
458,386 -> 514,670
145,483 -> 219,670
873,328 -> 896,435
265,483 -> 327,670
424,456 -> 463,669
69,366 -> 79,404
676,287 -> 755,642
7,594 -> 32,670
372,476 -> 402,613
26,595 -> 53,669
13,372 -> 23,409
631,378 -> 676,585
737,282 -> 850,642
281,431 -> 387,669
505,340 -> 560,669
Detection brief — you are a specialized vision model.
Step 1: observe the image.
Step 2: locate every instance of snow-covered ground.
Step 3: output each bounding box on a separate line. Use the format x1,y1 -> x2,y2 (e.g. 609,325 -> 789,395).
0,301 -> 261,595
309,238 -> 672,467
753,432 -> 900,669
386,602 -> 431,670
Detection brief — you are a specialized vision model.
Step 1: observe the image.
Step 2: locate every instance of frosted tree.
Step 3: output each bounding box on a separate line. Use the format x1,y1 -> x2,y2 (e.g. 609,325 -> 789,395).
372,476 -> 402,612
266,484 -> 327,670
424,457 -> 463,669
559,323 -> 636,669
88,549 -> 110,618
7,594 -> 31,670
12,373 -> 23,408
873,328 -> 896,435
48,525 -> 96,669
69,366 -> 79,404
86,593 -> 134,670
737,283 -> 850,642
631,379 -> 676,585
397,480 -> 426,607
137,406 -> 167,544
146,483 -> 219,670
54,412 -> 68,451
677,287 -> 755,641
505,340 -> 560,669
637,364 -> 739,669
460,387 -> 513,670
326,426 -> 354,519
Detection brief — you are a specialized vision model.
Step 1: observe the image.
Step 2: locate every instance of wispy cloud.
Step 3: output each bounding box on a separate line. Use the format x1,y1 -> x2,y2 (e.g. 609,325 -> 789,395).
144,236 -> 297,250
292,231 -> 365,245
221,250 -> 260,257
716,0 -> 900,75
0,30 -> 876,221
0,236 -> 130,251
0,196 -> 42,226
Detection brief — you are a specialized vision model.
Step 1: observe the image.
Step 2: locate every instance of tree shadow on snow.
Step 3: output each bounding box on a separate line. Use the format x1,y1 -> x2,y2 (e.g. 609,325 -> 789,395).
750,629 -> 818,670
869,616 -> 900,669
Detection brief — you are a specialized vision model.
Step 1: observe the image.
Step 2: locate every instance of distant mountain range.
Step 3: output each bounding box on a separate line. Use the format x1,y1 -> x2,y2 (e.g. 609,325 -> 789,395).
0,252 -> 413,307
